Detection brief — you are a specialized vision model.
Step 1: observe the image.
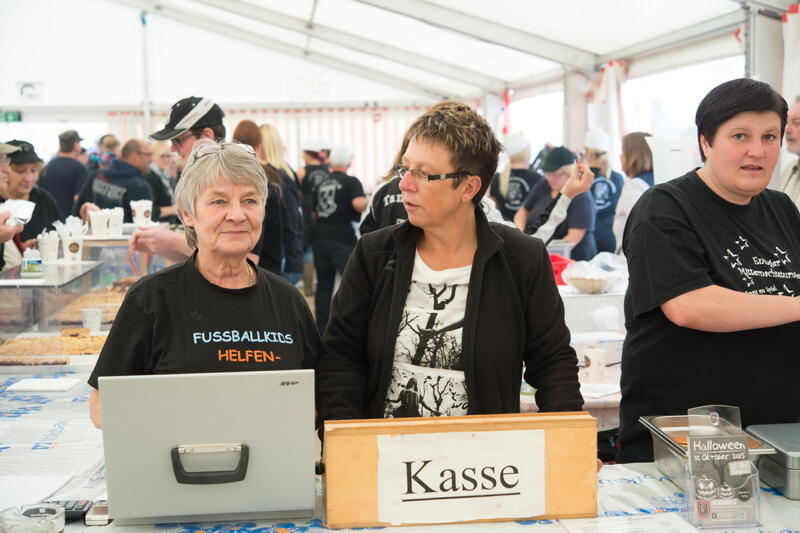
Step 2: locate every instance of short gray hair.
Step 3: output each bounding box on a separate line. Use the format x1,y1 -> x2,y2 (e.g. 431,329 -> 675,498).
175,138 -> 268,249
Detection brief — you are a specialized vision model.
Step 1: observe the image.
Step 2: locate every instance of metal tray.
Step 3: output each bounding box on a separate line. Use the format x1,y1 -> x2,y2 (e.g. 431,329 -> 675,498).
641,415 -> 776,490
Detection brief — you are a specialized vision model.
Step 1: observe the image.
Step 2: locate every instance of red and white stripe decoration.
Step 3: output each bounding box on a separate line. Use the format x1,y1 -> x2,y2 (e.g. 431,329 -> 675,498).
783,5 -> 800,102
221,105 -> 427,191
108,103 -> 492,191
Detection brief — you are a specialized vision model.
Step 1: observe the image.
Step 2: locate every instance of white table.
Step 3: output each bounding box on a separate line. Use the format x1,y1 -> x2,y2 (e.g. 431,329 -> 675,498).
2,368 -> 798,532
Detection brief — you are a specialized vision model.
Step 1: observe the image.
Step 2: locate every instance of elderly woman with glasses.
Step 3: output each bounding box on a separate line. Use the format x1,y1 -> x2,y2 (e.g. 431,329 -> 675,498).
317,103 -> 583,424
88,139 -> 319,428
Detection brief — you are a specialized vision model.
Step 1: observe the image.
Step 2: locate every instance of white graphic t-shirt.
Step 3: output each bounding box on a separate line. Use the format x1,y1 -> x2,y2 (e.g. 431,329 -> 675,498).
384,251 -> 472,418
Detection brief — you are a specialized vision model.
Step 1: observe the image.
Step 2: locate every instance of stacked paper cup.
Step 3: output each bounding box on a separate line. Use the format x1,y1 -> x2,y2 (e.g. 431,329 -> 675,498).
37,230 -> 60,263
89,210 -> 110,237
130,200 -> 153,226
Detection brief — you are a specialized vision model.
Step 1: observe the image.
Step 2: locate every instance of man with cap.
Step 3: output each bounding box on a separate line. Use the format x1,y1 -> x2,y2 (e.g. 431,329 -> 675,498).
39,130 -> 88,219
297,140 -> 331,296
309,145 -> 367,333
74,139 -> 153,223
129,96 -> 226,262
515,146 -> 597,261
1,140 -> 62,245
780,96 -> 800,209
0,143 -> 24,271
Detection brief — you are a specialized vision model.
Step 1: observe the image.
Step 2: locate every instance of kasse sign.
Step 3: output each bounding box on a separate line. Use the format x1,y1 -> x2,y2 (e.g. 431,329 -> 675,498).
377,430 -> 545,525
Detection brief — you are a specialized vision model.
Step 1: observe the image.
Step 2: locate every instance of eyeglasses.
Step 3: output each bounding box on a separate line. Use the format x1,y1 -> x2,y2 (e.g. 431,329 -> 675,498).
394,164 -> 469,182
545,170 -> 570,180
171,131 -> 197,150
190,142 -> 256,165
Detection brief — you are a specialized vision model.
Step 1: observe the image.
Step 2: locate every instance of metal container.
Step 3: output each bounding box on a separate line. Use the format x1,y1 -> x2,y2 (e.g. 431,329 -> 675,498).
746,423 -> 800,500
640,415 -> 776,490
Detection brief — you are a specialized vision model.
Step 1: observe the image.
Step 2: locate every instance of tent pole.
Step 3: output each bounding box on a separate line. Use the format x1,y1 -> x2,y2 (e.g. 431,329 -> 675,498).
140,11 -> 153,136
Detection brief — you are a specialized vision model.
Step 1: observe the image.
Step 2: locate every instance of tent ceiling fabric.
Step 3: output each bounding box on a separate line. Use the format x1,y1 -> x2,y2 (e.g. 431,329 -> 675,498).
113,0 -> 747,100
2,0 -> 763,110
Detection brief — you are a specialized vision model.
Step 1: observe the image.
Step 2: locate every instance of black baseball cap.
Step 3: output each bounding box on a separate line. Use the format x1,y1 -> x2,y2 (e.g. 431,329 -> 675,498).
541,146 -> 576,172
149,96 -> 225,141
5,140 -> 43,165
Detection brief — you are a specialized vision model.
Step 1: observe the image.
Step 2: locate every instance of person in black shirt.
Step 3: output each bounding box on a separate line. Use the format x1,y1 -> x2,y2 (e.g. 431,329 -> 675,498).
39,130 -> 88,218
490,132 -> 542,222
311,145 -> 367,333
0,143 -> 24,271
88,139 -> 319,428
297,141 -> 331,296
617,78 -> 800,463
259,124 -> 304,284
1,140 -> 62,244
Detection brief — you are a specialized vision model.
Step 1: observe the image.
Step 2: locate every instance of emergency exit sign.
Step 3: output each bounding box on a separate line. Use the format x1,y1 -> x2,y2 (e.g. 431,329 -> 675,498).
1,111 -> 22,122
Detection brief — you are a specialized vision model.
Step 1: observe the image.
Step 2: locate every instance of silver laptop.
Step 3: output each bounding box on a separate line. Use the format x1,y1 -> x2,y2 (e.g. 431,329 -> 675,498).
99,370 -> 315,525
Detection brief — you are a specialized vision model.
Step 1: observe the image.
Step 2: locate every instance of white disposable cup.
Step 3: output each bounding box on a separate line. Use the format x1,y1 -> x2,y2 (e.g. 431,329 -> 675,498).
584,347 -> 608,382
109,208 -> 124,236
130,200 -> 153,226
89,210 -> 110,237
80,307 -> 102,331
38,238 -> 60,262
63,238 -> 83,262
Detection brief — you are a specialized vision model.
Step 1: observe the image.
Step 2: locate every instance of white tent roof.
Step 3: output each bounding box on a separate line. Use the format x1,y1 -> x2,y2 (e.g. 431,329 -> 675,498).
3,0 -> 779,112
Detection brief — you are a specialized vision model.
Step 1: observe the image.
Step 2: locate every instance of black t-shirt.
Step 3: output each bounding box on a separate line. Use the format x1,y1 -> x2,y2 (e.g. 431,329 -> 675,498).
39,157 -> 88,219
143,171 -> 177,223
253,182 -> 284,275
523,181 -> 596,260
312,171 -> 365,245
490,168 -> 543,222
19,187 -> 63,241
617,171 -> 800,462
360,178 -> 407,235
88,257 -> 319,389
301,164 -> 330,249
277,166 -> 304,274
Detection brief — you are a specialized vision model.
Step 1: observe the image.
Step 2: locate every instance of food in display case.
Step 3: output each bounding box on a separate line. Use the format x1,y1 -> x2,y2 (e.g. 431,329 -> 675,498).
0,328 -> 107,361
51,277 -> 136,324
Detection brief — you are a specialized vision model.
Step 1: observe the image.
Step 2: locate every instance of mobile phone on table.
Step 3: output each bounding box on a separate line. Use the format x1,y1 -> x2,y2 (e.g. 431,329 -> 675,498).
84,500 -> 110,526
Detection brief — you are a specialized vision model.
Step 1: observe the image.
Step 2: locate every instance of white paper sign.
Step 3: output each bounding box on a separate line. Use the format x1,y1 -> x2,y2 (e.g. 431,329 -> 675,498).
377,430 -> 545,525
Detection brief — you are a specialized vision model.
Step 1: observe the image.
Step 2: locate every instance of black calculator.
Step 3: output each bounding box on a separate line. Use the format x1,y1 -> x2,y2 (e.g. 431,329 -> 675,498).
44,500 -> 93,521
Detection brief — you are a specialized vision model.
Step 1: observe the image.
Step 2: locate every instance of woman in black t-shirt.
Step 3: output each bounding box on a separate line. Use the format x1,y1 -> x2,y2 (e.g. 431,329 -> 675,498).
88,139 -> 319,428
618,79 -> 800,463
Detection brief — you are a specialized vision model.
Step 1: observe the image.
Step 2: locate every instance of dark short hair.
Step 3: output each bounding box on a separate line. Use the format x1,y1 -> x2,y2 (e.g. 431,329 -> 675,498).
695,78 -> 788,162
405,102 -> 502,205
190,124 -> 226,142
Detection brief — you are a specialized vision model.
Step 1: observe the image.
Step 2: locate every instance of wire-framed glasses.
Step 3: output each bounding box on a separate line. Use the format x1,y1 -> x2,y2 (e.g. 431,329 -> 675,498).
394,164 -> 469,182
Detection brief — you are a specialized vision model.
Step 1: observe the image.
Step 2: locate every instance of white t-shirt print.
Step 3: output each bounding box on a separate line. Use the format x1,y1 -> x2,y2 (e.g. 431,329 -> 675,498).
384,250 -> 472,418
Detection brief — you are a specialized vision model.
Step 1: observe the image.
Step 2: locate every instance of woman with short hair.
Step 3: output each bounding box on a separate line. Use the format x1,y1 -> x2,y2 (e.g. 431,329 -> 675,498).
617,79 -> 800,463
88,139 -> 319,428
317,103 -> 582,423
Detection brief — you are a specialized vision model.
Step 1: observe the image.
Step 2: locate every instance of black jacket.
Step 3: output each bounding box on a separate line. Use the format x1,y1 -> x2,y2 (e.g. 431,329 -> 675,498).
317,207 -> 583,422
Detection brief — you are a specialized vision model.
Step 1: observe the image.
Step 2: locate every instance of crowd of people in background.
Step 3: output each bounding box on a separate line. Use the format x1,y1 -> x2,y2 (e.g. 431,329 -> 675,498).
2,91 -> 800,338
3,82 -> 799,468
